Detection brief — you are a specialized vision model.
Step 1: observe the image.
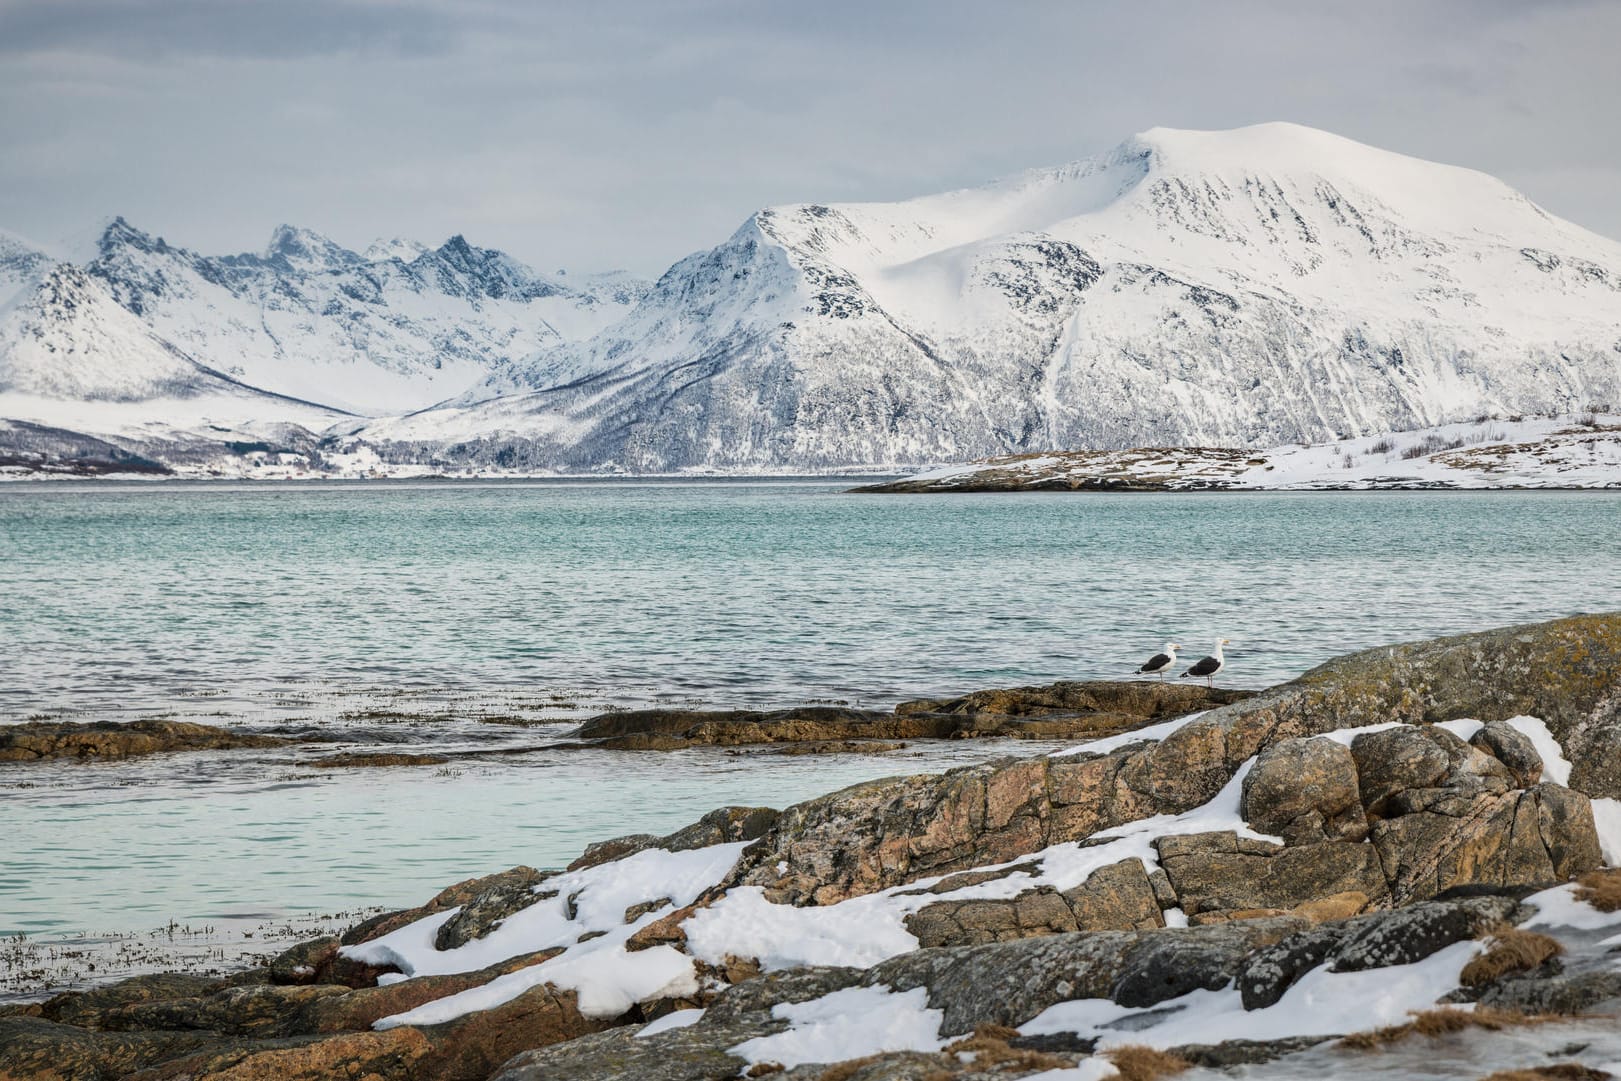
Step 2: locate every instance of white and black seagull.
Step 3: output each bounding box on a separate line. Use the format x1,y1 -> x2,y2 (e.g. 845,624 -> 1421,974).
1136,641 -> 1181,681
1182,638 -> 1231,687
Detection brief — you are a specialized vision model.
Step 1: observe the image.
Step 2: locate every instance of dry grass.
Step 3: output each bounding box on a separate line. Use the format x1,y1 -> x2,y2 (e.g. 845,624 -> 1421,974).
1339,1006 -> 1549,1050
1106,1044 -> 1192,1080
1575,868 -> 1621,913
1480,1066 -> 1612,1081
941,1024 -> 1069,1072
1460,925 -> 1565,987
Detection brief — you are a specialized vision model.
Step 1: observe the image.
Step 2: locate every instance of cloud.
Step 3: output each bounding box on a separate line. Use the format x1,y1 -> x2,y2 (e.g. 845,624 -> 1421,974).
0,0 -> 1616,274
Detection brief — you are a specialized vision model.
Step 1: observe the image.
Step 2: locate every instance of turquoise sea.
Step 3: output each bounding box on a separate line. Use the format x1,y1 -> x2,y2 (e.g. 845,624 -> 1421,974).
2,480 -> 1618,977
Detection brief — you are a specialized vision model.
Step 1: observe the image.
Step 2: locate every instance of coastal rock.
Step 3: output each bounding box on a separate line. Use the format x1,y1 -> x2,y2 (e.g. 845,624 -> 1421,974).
1476,969 -> 1621,1014
128,1027 -> 433,1081
1155,832 -> 1389,917
893,681 -> 1249,721
0,720 -> 282,763
16,616 -> 1621,1081
567,683 -> 1250,751
0,1016 -> 248,1081
1240,737 -> 1367,843
1470,720 -> 1545,788
268,938 -> 340,986
305,752 -> 451,769
1370,784 -> 1600,904
904,860 -> 1163,948
433,866 -> 551,951
1208,614 -> 1621,782
1236,896 -> 1520,1009
40,973 -> 228,1027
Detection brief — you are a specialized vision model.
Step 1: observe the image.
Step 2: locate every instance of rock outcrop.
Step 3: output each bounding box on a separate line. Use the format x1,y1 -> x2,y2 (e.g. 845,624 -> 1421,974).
565,682 -> 1251,750
6,614 -> 1620,1081
0,720 -> 284,763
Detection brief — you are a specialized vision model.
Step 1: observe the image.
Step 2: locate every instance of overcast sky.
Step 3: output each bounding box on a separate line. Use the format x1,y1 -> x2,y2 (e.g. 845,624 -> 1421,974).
1,0 -> 1616,275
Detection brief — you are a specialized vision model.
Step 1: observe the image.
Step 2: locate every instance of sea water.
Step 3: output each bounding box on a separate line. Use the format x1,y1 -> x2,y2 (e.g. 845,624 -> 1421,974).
2,480 -> 1618,965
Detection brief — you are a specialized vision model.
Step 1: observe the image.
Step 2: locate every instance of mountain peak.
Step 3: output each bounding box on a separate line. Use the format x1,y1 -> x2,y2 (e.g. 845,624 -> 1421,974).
263,225 -> 362,272
98,216 -> 160,256
365,237 -> 430,263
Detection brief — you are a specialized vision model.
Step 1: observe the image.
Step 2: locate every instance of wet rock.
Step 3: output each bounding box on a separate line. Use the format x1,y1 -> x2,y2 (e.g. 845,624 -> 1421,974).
569,683 -> 1249,751
1173,1035 -> 1333,1067
1155,831 -> 1389,917
434,866 -> 551,951
0,720 -> 283,763
895,681 -> 1250,722
1470,720 -> 1545,787
305,752 -> 451,769
1241,737 -> 1367,843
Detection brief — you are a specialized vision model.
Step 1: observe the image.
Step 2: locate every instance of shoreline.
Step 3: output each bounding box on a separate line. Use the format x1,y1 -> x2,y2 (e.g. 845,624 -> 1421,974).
6,614 -> 1621,1080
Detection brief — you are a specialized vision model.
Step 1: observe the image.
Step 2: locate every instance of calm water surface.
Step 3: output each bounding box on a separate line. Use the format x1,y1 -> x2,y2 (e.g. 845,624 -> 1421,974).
1,481 -> 1617,961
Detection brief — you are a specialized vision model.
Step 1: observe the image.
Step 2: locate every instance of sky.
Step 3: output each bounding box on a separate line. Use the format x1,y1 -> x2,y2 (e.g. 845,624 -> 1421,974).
1,0 -> 1617,276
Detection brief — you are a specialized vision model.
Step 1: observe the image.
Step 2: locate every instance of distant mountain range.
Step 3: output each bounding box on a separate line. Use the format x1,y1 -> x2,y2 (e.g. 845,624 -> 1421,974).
3,122 -> 1619,477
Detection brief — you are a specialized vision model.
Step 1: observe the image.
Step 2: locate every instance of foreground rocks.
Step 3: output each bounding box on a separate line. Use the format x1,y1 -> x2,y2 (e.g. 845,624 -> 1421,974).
0,720 -> 284,763
566,682 -> 1251,751
6,613 -> 1621,1081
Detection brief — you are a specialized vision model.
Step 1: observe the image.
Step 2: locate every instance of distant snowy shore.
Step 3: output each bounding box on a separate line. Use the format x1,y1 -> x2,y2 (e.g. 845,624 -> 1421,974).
6,411 -> 1618,487
856,412 -> 1621,493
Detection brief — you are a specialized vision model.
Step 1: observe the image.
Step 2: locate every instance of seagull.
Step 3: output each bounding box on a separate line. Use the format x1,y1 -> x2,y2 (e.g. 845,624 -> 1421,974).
1136,641 -> 1181,681
1182,638 -> 1231,687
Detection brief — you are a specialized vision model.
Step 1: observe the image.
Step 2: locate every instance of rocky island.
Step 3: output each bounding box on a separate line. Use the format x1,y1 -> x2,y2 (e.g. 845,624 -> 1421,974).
4,613 -> 1621,1080
856,413 -> 1621,493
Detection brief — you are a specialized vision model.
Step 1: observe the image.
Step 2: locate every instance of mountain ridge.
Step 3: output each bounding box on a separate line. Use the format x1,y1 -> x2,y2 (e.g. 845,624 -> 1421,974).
3,122 -> 1620,475
344,121 -> 1620,472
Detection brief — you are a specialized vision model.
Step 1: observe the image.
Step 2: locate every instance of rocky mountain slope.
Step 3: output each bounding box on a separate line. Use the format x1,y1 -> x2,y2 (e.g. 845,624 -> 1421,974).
339,122 -> 1621,473
5,122 -> 1621,477
5,614 -> 1621,1079
0,219 -> 648,420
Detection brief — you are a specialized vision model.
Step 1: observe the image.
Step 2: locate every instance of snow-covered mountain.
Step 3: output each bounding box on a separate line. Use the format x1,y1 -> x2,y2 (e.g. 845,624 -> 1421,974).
0,228 -> 55,310
5,122 -> 1621,476
69,219 -> 648,414
342,122 -> 1621,472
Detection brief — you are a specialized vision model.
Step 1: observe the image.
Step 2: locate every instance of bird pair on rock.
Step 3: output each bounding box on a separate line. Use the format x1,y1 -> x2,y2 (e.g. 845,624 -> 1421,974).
1137,638 -> 1231,686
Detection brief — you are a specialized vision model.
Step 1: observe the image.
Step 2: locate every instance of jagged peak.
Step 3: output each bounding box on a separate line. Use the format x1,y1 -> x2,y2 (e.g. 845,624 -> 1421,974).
263,224 -> 362,271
